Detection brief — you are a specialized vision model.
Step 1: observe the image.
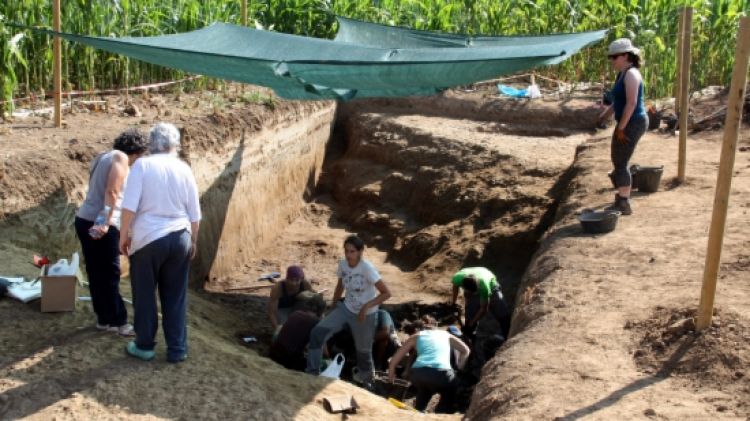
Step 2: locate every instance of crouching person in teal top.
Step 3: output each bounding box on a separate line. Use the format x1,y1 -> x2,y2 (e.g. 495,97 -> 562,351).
387,316 -> 470,413
451,267 -> 511,339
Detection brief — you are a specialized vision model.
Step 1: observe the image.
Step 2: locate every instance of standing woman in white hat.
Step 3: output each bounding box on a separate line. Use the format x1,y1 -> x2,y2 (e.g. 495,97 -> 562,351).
599,38 -> 648,215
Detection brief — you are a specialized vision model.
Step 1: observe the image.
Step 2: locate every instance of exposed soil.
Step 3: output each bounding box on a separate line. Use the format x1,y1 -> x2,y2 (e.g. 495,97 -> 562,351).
470,108 -> 750,419
630,306 -> 750,414
1,82 -> 748,420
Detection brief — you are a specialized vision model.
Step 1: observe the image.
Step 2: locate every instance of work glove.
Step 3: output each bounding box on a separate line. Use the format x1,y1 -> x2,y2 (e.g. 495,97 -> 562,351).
615,128 -> 628,144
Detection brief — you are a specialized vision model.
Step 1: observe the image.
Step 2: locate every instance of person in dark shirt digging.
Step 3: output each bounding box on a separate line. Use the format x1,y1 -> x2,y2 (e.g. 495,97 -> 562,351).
269,291 -> 326,371
267,265 -> 315,333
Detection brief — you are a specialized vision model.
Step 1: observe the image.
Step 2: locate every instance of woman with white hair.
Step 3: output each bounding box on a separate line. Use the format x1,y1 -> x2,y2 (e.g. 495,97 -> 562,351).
119,122 -> 201,363
598,38 -> 648,215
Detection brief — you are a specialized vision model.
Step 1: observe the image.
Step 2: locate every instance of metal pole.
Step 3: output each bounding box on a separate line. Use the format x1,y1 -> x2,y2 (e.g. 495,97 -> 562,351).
695,17 -> 750,330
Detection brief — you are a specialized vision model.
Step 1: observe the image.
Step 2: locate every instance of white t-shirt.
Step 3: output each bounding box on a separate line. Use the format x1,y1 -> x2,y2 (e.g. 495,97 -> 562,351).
336,259 -> 381,315
121,154 -> 201,255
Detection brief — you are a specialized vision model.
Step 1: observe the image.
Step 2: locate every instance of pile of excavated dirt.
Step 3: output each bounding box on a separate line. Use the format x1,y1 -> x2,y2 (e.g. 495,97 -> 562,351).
630,307 -> 750,408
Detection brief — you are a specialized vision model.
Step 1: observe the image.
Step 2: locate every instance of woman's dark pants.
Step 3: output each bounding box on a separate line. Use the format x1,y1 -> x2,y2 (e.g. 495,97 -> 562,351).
75,216 -> 127,326
129,229 -> 191,361
611,115 -> 648,188
410,367 -> 457,413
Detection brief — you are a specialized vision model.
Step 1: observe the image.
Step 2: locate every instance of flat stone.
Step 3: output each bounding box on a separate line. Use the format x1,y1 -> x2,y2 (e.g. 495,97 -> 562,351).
666,318 -> 695,335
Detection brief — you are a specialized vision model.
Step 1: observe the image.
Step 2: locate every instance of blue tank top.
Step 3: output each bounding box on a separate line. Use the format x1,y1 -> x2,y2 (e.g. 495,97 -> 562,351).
412,330 -> 452,370
612,68 -> 647,122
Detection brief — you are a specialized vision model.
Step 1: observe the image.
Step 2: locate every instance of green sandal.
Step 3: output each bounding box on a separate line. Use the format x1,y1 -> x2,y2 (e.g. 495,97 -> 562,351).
126,341 -> 155,361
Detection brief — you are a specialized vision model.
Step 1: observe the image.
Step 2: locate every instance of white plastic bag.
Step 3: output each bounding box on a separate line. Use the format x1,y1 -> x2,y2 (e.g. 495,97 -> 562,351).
527,84 -> 541,99
320,353 -> 346,379
7,280 -> 41,303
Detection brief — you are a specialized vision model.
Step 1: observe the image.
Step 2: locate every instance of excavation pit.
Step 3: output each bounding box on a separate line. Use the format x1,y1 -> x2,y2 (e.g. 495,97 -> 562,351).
207,91 -> 599,413
0,87 -> 603,418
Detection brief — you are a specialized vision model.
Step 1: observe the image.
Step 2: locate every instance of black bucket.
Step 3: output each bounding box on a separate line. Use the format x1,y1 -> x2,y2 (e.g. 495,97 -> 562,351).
608,165 -> 641,190
578,210 -> 621,234
634,166 -> 663,192
372,371 -> 410,400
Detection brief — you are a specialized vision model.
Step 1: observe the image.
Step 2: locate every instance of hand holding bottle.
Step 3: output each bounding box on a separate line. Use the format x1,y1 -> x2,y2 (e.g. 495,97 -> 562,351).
88,206 -> 111,239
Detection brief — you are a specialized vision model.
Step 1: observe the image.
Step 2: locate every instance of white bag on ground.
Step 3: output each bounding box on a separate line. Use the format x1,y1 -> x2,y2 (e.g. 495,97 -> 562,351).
527,84 -> 541,99
320,353 -> 346,379
7,280 -> 41,303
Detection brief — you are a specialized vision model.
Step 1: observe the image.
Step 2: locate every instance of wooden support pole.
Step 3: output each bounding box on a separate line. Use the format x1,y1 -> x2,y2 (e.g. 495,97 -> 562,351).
239,0 -> 248,94
677,7 -> 693,183
53,0 -> 62,128
674,8 -> 685,112
696,16 -> 750,330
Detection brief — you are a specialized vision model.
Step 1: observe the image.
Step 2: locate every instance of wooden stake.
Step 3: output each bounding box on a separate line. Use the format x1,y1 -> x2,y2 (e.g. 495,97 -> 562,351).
674,8 -> 685,112
696,16 -> 750,330
53,0 -> 62,128
677,7 -> 693,183
240,0 -> 248,94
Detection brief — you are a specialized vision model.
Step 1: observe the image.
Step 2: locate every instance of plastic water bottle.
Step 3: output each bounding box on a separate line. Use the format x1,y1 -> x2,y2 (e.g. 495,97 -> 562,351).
89,206 -> 111,239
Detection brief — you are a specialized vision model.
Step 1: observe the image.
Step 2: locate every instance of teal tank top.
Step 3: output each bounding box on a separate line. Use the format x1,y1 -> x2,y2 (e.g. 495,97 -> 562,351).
412,330 -> 452,370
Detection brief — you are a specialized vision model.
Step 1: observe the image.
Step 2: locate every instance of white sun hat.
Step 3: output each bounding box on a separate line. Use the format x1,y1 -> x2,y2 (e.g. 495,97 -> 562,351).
608,38 -> 640,56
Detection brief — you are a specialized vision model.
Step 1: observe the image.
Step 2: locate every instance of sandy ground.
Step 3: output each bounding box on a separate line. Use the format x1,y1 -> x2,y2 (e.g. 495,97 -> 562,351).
471,127 -> 750,420
1,84 -> 748,420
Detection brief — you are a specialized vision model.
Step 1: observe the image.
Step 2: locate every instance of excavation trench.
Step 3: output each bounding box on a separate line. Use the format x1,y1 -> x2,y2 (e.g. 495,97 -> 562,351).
218,94 -> 597,412
0,90 -> 597,417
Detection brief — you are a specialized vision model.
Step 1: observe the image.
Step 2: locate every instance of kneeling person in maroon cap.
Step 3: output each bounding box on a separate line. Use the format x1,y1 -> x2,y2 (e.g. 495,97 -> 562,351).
268,265 -> 315,333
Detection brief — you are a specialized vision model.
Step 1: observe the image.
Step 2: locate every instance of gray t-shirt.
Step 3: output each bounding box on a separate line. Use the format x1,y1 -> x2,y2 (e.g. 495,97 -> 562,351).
76,150 -> 124,228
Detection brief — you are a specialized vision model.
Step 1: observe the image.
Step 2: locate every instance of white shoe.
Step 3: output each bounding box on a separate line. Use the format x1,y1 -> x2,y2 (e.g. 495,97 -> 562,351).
116,323 -> 135,337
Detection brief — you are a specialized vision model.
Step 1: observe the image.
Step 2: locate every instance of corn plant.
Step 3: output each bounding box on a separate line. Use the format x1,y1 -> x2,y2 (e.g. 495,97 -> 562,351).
0,0 -> 748,109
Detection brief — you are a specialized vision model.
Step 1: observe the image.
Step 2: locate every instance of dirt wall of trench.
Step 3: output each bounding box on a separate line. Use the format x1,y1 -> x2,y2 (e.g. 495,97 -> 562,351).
188,103 -> 336,286
0,95 -> 336,288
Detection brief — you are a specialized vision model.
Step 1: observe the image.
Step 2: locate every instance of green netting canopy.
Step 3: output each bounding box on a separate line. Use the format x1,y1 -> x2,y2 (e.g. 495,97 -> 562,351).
30,18 -> 606,100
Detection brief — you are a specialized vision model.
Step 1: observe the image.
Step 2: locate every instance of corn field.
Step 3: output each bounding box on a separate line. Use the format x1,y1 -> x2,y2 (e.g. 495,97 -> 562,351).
1,0 -> 748,115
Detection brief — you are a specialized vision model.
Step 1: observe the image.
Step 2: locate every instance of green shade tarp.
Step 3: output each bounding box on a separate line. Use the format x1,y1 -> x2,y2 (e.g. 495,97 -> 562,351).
335,17 -> 603,65
26,18 -> 606,100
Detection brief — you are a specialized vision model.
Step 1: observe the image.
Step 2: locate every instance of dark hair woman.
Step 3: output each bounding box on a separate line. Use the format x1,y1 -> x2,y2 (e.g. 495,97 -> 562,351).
305,234 -> 391,386
74,128 -> 147,336
387,319 -> 470,413
598,38 -> 649,215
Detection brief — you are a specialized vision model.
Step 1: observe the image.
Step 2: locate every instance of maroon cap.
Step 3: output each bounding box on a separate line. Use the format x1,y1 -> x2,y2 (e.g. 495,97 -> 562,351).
286,265 -> 305,280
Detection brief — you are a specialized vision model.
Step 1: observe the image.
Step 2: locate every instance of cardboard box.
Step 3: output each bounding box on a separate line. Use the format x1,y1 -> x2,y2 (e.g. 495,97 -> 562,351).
40,266 -> 78,312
